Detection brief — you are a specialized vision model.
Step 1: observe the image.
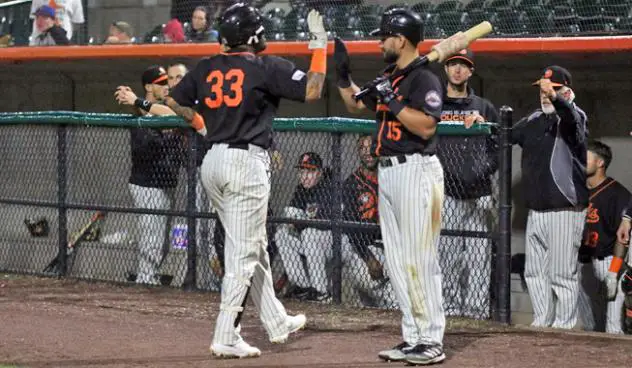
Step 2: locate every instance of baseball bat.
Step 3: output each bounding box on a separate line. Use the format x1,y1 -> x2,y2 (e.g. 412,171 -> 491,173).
44,211 -> 106,273
353,21 -> 494,101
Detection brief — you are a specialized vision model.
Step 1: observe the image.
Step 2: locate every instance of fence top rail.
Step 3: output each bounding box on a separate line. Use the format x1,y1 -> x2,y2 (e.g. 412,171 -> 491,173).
0,111 -> 495,135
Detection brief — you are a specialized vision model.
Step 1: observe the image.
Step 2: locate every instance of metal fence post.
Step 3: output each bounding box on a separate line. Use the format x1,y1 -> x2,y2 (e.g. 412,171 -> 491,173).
496,106 -> 513,324
182,129 -> 198,291
56,125 -> 68,277
331,132 -> 343,304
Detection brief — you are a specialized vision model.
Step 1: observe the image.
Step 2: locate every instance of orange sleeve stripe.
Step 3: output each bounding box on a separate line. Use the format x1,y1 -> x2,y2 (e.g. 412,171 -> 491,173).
191,112 -> 205,131
609,256 -> 624,273
309,48 -> 327,74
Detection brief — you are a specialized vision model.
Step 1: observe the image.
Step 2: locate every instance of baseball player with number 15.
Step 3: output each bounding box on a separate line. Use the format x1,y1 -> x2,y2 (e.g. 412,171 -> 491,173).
609,197 -> 632,333
336,8 -> 447,365
165,3 -> 328,359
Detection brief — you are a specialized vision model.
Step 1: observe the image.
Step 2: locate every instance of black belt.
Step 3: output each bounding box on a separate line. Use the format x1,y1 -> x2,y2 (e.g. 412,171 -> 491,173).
228,143 -> 250,150
378,153 -> 434,167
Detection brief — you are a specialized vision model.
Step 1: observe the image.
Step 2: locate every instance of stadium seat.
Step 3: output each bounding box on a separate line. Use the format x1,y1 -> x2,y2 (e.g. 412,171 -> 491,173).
486,0 -> 514,10
522,6 -> 555,34
264,8 -> 286,41
433,0 -> 462,12
492,8 -> 528,36
464,0 -> 486,12
552,6 -> 580,34
546,0 -> 572,7
463,9 -> 494,29
433,10 -> 467,37
515,0 -> 545,9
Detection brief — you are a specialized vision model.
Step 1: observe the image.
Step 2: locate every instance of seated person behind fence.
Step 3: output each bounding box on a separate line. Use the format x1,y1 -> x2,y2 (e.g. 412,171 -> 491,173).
185,6 -> 219,43
275,152 -> 333,302
30,0 -> 83,43
114,65 -> 183,285
29,6 -> 69,46
341,135 -> 397,309
163,19 -> 185,43
105,21 -> 134,44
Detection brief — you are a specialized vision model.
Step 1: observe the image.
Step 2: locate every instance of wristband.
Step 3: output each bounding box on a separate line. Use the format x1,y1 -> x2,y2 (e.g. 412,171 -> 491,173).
609,256 -> 624,273
309,48 -> 327,74
387,99 -> 405,116
191,112 -> 207,136
134,98 -> 153,113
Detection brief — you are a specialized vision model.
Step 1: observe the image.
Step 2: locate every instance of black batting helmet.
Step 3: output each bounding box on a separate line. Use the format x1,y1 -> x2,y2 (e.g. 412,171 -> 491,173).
370,8 -> 424,46
218,3 -> 266,52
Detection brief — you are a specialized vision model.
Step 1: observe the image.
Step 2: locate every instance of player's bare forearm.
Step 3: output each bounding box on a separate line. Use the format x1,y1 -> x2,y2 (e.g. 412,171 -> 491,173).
613,241 -> 629,260
150,104 -> 176,116
165,96 -> 196,121
305,72 -> 325,102
395,108 -> 437,140
338,82 -> 366,113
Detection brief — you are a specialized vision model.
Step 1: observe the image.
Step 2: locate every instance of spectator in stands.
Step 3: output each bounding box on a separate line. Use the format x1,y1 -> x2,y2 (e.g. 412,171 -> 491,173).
274,152 -> 334,302
163,19 -> 185,43
437,48 -> 499,320
30,0 -> 84,43
114,65 -> 183,285
185,6 -> 219,43
29,5 -> 69,46
341,135 -> 396,309
170,0 -> 211,24
105,21 -> 134,44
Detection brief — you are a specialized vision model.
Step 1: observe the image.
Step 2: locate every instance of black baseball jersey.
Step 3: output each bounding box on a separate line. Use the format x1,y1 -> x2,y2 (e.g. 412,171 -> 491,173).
129,127 -> 183,189
169,52 -> 308,149
360,64 -> 444,157
581,178 -> 632,258
342,168 -> 381,260
511,98 -> 589,210
437,88 -> 499,199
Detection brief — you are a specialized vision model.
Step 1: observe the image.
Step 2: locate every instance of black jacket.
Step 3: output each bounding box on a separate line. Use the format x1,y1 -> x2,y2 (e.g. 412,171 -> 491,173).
129,128 -> 183,189
436,89 -> 499,199
512,97 -> 589,210
288,169 -> 334,222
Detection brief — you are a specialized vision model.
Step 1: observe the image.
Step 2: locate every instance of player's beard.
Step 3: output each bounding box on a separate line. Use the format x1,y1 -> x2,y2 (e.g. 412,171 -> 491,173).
541,102 -> 556,115
383,49 -> 399,64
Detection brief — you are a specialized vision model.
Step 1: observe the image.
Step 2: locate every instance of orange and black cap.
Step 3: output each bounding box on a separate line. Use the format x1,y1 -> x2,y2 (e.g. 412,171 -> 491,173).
142,65 -> 168,86
445,48 -> 474,68
532,65 -> 572,88
295,152 -> 323,170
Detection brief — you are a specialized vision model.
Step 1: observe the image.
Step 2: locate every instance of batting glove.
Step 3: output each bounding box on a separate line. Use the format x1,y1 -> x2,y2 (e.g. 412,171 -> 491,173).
606,271 -> 619,300
373,77 -> 398,104
307,9 -> 327,49
333,37 -> 351,88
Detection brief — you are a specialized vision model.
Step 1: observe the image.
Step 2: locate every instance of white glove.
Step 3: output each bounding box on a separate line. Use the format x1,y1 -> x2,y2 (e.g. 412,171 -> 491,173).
605,271 -> 619,300
307,9 -> 327,49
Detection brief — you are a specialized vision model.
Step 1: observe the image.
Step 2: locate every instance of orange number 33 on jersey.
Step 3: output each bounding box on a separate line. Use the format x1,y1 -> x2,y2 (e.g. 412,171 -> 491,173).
204,69 -> 245,108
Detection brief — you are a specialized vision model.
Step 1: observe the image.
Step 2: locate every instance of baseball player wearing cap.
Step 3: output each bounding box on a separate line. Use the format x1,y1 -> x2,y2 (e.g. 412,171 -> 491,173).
165,3 -> 328,358
115,65 -> 183,285
275,152 -> 334,302
610,198 -> 632,333
335,7 -> 446,365
436,49 -> 499,320
577,140 -> 631,334
512,66 -> 588,329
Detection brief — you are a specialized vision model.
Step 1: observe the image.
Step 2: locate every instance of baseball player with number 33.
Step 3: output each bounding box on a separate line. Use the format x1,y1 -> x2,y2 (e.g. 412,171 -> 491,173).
165,3 -> 328,359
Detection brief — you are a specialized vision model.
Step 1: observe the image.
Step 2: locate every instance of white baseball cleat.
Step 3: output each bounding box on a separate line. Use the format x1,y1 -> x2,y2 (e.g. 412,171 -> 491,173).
270,314 -> 307,344
210,340 -> 261,359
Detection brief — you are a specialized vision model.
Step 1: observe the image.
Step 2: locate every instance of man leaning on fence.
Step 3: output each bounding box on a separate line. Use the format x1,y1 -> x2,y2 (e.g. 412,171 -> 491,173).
437,48 -> 499,320
114,65 -> 183,285
512,66 -> 588,329
275,152 -> 334,303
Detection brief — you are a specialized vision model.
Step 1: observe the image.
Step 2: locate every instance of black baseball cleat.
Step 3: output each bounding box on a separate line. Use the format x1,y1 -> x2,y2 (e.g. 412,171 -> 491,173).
404,344 -> 446,365
378,342 -> 412,362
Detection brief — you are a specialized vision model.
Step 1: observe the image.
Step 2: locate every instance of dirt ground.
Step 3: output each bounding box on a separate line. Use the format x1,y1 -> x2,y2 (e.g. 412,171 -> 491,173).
1,274 -> 631,368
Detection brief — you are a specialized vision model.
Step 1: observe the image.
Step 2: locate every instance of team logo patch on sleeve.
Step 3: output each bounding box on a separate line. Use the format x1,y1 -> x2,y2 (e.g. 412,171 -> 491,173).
425,90 -> 442,108
292,70 -> 306,81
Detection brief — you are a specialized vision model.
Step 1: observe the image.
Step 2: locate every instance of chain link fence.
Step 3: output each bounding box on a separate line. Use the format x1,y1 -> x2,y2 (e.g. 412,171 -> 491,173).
1,1 -> 631,47
0,111 -> 512,321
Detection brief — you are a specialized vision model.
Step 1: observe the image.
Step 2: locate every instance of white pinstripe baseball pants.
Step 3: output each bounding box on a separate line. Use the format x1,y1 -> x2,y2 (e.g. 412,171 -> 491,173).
200,143 -> 289,345
578,256 -> 625,334
378,154 -> 445,346
438,195 -> 492,319
524,208 -> 586,329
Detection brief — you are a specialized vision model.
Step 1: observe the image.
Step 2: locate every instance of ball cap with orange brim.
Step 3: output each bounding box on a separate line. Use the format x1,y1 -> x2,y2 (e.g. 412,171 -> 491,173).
445,48 -> 474,68
533,65 -> 572,88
